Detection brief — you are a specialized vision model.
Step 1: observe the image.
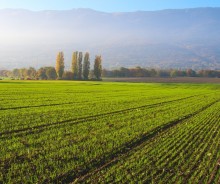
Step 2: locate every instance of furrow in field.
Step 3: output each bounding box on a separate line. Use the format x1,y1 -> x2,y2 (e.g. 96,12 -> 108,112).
0,92 -> 139,109
142,103 -> 220,183
140,116 -> 211,181
157,117 -> 218,183
140,104 -> 219,183
1,94 -> 215,183
82,100 -> 220,184
184,132 -> 220,182
0,101 -> 92,111
208,158 -> 220,184
0,94 -> 198,137
0,94 -> 201,162
0,94 -> 185,130
1,82 -> 219,184
53,99 -> 220,184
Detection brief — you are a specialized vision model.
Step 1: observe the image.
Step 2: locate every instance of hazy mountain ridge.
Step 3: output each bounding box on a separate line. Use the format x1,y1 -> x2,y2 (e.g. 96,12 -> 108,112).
0,8 -> 220,69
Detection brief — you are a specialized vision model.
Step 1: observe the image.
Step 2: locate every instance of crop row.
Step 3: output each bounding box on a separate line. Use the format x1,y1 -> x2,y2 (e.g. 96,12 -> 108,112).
0,82 -> 219,183
0,82 -> 213,109
0,92 -> 204,134
0,94 -> 219,183
82,101 -> 220,183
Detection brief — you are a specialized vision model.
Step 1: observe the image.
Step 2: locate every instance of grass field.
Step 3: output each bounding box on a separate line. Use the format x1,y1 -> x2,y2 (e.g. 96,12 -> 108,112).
103,77 -> 220,83
0,81 -> 220,183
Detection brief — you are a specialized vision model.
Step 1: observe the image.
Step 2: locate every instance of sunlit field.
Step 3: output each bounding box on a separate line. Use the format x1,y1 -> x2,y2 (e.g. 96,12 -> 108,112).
0,81 -> 220,183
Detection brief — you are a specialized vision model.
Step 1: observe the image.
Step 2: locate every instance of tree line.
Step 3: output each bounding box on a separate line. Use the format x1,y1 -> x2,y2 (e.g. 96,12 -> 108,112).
1,58 -> 220,80
102,67 -> 220,78
0,51 -> 102,80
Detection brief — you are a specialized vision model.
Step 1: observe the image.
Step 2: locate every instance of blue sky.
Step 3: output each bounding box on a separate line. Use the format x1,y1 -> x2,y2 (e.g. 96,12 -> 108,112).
0,0 -> 220,12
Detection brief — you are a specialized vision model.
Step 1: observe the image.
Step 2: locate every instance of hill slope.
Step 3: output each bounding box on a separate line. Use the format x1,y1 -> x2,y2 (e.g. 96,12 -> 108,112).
0,8 -> 220,69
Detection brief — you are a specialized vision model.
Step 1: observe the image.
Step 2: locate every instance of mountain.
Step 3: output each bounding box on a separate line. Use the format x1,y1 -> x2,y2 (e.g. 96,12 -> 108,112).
0,8 -> 220,69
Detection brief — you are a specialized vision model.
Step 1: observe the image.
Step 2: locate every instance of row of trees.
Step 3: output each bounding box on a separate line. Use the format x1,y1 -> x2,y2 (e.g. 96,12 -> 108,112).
1,63 -> 220,80
55,51 -> 102,80
0,67 -> 57,80
0,52 -> 103,80
102,67 -> 220,78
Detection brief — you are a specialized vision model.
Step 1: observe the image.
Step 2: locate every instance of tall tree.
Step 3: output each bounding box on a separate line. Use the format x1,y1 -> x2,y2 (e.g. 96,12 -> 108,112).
19,68 -> 27,79
94,55 -> 102,80
46,67 -> 57,80
26,67 -> 37,79
186,69 -> 196,77
71,51 -> 78,79
78,52 -> 83,80
12,68 -> 20,78
37,67 -> 47,80
83,52 -> 90,80
55,52 -> 65,79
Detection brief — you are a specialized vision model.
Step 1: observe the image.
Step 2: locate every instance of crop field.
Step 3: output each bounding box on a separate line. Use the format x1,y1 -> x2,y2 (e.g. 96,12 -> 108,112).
0,81 -> 220,183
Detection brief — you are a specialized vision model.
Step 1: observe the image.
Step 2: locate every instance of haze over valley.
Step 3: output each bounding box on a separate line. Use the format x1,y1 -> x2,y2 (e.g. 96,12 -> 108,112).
1,7 -> 220,69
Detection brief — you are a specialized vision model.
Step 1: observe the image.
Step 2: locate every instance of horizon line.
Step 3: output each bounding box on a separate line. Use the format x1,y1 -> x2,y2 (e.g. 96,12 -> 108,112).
0,6 -> 220,13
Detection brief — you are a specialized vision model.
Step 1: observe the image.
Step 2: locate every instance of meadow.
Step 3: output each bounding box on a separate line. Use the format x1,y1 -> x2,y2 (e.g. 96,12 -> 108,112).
0,81 -> 219,183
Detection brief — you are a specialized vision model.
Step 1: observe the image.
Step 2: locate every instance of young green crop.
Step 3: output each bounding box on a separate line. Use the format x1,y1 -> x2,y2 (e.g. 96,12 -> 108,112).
0,81 -> 219,183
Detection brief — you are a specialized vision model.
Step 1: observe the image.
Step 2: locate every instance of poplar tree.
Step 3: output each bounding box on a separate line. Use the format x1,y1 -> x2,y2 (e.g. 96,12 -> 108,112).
94,55 -> 102,80
78,52 -> 83,80
71,51 -> 78,79
55,52 -> 65,79
83,52 -> 90,80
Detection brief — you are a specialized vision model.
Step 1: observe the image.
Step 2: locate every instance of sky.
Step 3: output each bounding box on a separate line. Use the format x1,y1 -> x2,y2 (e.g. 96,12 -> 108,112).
0,0 -> 220,12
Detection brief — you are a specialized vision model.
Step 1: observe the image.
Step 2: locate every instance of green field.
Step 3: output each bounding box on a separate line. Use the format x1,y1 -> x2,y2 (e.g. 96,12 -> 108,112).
0,81 -> 220,183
